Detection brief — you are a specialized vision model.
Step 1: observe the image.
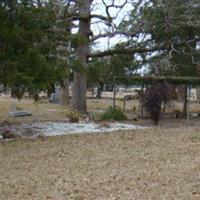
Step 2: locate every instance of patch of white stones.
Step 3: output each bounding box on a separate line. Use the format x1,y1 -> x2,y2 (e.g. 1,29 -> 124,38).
33,122 -> 146,136
0,122 -> 146,140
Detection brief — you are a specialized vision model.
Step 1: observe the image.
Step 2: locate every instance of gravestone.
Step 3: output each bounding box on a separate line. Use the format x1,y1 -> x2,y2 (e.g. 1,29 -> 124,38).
49,91 -> 60,104
9,111 -> 32,117
8,103 -> 32,117
96,85 -> 102,99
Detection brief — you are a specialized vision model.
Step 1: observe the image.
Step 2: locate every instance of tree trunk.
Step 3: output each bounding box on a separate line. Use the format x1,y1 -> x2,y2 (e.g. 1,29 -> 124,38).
72,72 -> 87,111
71,0 -> 91,113
60,79 -> 70,106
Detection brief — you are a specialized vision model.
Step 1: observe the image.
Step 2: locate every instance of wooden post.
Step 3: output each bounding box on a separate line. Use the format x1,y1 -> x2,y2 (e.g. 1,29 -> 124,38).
113,78 -> 116,108
123,96 -> 126,112
196,86 -> 200,103
182,84 -> 188,116
187,84 -> 191,123
141,83 -> 144,118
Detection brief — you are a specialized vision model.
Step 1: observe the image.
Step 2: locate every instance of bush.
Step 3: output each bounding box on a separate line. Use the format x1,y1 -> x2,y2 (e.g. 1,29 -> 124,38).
66,110 -> 80,122
143,81 -> 172,125
100,106 -> 127,121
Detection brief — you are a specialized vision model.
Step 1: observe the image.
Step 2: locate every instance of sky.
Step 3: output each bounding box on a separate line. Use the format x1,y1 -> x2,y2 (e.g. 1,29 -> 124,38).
71,0 -> 136,50
91,0 -> 133,50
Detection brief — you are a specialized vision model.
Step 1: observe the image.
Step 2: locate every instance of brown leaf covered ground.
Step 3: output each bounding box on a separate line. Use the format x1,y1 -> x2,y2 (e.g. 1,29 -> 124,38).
1,96 -> 200,199
1,125 -> 200,200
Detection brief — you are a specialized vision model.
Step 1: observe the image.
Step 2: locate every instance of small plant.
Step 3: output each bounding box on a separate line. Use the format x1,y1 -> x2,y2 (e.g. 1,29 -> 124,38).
66,110 -> 80,122
100,106 -> 127,121
0,121 -> 17,139
189,134 -> 200,142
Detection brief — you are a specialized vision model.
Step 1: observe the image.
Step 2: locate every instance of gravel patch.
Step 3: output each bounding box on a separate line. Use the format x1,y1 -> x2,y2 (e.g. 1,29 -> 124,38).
33,122 -> 146,136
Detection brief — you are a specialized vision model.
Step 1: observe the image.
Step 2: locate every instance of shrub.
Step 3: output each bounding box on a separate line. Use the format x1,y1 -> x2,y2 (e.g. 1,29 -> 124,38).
142,81 -> 172,125
66,110 -> 80,122
100,106 -> 127,121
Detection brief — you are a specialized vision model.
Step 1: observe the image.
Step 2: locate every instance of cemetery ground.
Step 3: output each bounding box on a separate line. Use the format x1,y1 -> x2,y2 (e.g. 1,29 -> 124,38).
0,94 -> 200,125
0,95 -> 200,199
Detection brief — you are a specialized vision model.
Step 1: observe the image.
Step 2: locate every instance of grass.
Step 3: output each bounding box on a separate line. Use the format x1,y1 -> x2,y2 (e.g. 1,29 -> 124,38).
100,106 -> 127,121
0,96 -> 70,124
1,94 -> 199,123
189,134 -> 200,142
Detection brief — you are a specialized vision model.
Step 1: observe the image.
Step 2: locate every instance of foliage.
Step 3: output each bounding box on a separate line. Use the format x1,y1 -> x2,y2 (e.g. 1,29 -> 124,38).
100,106 -> 127,121
66,110 -> 80,123
0,1 -> 70,99
87,43 -> 138,89
139,0 -> 200,76
109,44 -> 138,77
87,58 -> 109,87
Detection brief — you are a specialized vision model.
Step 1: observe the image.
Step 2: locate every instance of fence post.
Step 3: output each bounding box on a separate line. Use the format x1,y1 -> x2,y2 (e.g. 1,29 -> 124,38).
187,84 -> 191,123
123,96 -> 126,112
141,83 -> 144,118
113,78 -> 116,108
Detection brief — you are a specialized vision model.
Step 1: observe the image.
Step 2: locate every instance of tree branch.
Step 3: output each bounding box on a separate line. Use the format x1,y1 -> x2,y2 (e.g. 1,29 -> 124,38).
90,45 -> 167,58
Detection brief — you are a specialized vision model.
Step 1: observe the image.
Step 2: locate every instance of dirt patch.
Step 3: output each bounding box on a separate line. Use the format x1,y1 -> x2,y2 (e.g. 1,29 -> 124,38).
1,126 -> 200,200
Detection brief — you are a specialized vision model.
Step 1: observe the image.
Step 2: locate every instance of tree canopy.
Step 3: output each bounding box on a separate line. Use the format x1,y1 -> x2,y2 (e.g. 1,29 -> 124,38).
0,0 -> 70,99
136,0 -> 200,76
0,0 -> 199,110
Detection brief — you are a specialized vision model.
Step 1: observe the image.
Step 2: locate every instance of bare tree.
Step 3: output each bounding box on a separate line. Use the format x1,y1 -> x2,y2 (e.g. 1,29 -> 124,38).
68,0 -> 157,112
67,0 -> 199,112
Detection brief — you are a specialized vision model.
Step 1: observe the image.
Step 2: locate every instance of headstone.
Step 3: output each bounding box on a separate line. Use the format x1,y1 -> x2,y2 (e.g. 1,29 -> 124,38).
9,111 -> 32,117
190,113 -> 199,118
96,85 -> 102,99
9,103 -> 32,117
11,103 -> 17,111
49,91 -> 60,104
